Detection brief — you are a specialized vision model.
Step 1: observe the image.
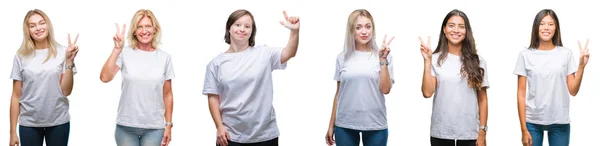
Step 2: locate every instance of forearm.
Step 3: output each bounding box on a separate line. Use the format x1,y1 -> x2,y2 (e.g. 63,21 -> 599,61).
569,67 -> 586,96
379,64 -> 392,94
421,61 -> 435,97
478,90 -> 488,127
60,60 -> 74,96
164,93 -> 173,124
281,30 -> 299,63
328,95 -> 338,129
9,96 -> 19,134
100,50 -> 120,82
208,96 -> 224,129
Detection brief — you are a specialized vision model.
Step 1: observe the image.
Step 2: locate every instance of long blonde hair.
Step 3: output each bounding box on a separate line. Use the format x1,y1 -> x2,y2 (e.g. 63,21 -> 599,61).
18,9 -> 60,63
341,9 -> 379,60
128,9 -> 162,50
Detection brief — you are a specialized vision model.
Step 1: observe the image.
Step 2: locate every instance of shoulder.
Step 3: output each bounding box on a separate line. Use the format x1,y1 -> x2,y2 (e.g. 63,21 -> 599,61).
556,46 -> 573,54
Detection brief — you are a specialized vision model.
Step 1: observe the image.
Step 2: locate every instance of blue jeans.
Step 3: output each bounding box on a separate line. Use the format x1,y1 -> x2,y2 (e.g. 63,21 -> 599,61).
115,124 -> 165,146
334,126 -> 388,146
526,122 -> 570,146
19,122 -> 70,146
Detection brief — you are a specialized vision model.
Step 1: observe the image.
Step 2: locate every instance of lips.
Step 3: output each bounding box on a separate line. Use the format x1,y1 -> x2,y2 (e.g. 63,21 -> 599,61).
449,34 -> 461,39
360,36 -> 369,40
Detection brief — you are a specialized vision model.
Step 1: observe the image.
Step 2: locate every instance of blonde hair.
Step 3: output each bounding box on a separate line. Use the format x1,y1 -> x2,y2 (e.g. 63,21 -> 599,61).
18,9 -> 60,63
341,9 -> 379,60
128,9 -> 162,49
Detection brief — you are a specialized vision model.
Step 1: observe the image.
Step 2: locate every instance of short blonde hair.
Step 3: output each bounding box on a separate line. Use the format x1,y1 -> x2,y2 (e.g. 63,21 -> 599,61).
18,9 -> 60,63
128,9 -> 162,49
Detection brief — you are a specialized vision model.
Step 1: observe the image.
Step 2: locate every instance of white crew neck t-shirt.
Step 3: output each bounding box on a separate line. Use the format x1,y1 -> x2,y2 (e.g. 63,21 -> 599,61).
334,51 -> 395,131
430,53 -> 490,140
513,46 -> 577,125
203,45 -> 287,143
115,47 -> 175,129
10,46 -> 78,127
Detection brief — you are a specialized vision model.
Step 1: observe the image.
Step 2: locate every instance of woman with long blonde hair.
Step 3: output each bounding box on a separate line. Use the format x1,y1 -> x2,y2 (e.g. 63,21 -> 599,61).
325,9 -> 395,146
9,9 -> 79,146
100,9 -> 174,146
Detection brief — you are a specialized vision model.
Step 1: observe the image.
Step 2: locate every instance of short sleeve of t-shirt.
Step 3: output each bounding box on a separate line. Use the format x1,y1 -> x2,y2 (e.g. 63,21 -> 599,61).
202,61 -> 220,95
164,55 -> 175,80
566,49 -> 577,75
480,57 -> 490,88
265,46 -> 287,70
10,55 -> 22,81
334,56 -> 342,81
513,51 -> 527,76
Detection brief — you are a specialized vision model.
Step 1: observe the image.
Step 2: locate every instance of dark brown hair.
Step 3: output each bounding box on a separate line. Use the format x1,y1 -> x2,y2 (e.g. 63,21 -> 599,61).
433,9 -> 484,89
224,9 -> 256,46
529,9 -> 562,49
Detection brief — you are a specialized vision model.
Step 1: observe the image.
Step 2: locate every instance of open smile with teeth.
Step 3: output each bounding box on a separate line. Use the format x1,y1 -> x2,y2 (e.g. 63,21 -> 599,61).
542,32 -> 552,35
450,34 -> 461,39
34,31 -> 45,36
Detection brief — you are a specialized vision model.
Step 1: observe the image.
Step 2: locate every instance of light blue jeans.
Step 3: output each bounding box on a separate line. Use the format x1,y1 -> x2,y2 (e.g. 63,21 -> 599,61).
526,122 -> 570,146
115,124 -> 164,146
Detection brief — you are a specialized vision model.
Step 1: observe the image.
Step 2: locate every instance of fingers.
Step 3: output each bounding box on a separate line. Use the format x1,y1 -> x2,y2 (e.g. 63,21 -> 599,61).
282,10 -> 288,19
585,39 -> 589,51
115,23 -> 120,34
68,33 -> 72,45
428,36 -> 431,46
73,34 -> 79,45
122,24 -> 126,36
383,34 -> 387,45
161,136 -> 168,146
419,36 -> 425,45
387,36 -> 395,46
226,132 -> 231,140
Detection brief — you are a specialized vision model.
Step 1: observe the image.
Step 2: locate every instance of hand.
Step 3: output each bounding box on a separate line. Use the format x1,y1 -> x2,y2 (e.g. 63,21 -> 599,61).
279,10 -> 299,30
419,36 -> 433,62
9,134 -> 19,146
65,33 -> 79,64
161,127 -> 172,146
216,126 -> 230,146
325,127 -> 335,146
578,39 -> 590,67
476,130 -> 486,146
522,131 -> 532,146
379,34 -> 395,60
113,23 -> 126,52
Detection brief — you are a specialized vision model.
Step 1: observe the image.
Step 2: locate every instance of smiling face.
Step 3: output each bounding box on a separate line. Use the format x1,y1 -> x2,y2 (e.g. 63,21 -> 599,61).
135,16 -> 155,44
444,15 -> 466,46
353,16 -> 373,45
538,15 -> 556,42
28,14 -> 48,42
229,14 -> 253,44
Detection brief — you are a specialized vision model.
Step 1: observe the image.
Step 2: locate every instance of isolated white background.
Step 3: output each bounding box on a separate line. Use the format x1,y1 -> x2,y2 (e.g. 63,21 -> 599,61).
0,0 -> 598,145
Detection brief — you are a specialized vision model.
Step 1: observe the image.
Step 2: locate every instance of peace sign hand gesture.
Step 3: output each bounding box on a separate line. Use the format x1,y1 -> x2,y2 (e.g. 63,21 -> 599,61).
65,33 -> 79,64
578,39 -> 591,67
379,34 -> 395,60
113,23 -> 126,52
419,36 -> 433,62
280,10 -> 300,30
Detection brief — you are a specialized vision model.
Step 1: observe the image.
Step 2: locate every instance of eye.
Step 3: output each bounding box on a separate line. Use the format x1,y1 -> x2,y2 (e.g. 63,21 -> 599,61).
29,25 -> 35,28
235,24 -> 241,27
366,25 -> 371,29
459,25 -> 466,29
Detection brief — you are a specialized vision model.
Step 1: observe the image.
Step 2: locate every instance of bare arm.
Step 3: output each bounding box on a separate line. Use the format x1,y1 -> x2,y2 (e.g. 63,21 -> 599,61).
280,30 -> 299,64
208,94 -> 224,129
328,82 -> 341,129
421,61 -> 437,98
163,80 -> 173,129
379,60 -> 392,94
478,87 -> 489,131
517,76 -> 528,132
100,50 -> 121,83
566,67 -> 585,96
10,80 -> 22,136
60,60 -> 75,96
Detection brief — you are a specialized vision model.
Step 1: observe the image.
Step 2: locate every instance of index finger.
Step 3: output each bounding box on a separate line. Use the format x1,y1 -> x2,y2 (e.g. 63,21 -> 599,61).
585,39 -> 589,50
419,36 -> 425,45
383,34 -> 387,45
427,36 -> 431,46
68,33 -> 72,44
115,23 -> 120,34
282,10 -> 289,19
387,36 -> 395,46
72,34 -> 79,45
121,24 -> 126,36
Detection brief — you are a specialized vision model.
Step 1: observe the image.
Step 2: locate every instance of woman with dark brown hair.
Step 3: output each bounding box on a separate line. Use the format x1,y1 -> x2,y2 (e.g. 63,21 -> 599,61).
420,9 -> 489,146
203,9 -> 300,146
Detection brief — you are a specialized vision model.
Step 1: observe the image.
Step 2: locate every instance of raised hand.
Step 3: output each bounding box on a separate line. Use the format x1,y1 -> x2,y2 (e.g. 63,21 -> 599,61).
379,34 -> 395,60
113,23 -> 126,51
578,39 -> 590,67
279,10 -> 299,30
65,33 -> 79,63
419,36 -> 433,61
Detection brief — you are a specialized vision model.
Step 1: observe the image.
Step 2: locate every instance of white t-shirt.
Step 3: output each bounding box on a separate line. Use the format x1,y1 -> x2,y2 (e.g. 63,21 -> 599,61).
430,53 -> 489,140
513,46 -> 576,125
115,47 -> 175,129
10,46 -> 78,127
334,51 -> 395,131
202,45 -> 287,143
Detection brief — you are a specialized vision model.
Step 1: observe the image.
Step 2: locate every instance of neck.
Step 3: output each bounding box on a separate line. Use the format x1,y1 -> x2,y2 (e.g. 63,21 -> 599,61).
538,41 -> 555,50
355,42 -> 369,52
228,40 -> 250,53
138,43 -> 155,51
34,39 -> 48,49
448,42 -> 462,56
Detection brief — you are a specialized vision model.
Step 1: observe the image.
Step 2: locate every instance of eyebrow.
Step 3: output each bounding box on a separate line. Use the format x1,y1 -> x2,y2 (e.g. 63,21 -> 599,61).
28,20 -> 44,25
